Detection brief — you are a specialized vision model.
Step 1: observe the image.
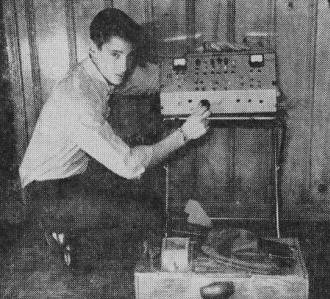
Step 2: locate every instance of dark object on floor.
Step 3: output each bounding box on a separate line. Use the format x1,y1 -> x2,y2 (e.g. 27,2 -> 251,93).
200,281 -> 235,299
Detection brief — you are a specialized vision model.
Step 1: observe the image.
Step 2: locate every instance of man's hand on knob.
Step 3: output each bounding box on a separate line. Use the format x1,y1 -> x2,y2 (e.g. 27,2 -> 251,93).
180,100 -> 211,141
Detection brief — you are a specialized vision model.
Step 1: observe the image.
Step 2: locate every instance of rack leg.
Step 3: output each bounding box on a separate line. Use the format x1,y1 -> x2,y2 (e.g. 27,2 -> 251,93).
164,164 -> 169,238
274,125 -> 281,238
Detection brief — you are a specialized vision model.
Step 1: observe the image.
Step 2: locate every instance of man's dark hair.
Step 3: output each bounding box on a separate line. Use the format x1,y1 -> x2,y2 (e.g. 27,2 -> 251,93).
90,8 -> 142,49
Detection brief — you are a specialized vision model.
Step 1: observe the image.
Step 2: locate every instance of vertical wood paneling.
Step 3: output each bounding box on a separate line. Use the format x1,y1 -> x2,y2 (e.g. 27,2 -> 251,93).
305,0 -> 319,192
65,0 -> 78,69
169,143 -> 205,210
5,0 -> 71,160
196,0 -> 226,42
104,0 -> 114,8
227,127 -> 236,205
34,0 -> 70,101
12,0 -> 40,140
3,0 -> 28,162
310,0 -> 330,213
126,0 -> 145,24
153,0 -> 186,57
194,128 -> 233,217
277,0 -> 319,219
75,1 -> 104,62
10,0 -> 36,142
226,0 -> 235,43
277,0 -> 324,219
266,0 -> 276,51
225,0 -> 237,214
112,0 -> 128,13
24,0 -> 42,132
236,0 -> 274,47
234,128 -> 273,218
144,0 -> 156,60
185,0 -> 196,52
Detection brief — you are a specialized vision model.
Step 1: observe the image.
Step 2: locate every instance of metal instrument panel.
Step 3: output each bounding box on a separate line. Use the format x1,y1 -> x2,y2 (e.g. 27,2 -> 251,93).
160,52 -> 277,115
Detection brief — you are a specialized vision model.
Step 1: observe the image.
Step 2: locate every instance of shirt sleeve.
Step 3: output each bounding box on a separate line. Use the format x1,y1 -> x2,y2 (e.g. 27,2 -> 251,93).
71,104 -> 153,179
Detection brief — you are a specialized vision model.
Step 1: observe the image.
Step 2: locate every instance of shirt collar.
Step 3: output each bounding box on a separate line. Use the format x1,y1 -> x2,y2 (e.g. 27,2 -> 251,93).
83,56 -> 115,95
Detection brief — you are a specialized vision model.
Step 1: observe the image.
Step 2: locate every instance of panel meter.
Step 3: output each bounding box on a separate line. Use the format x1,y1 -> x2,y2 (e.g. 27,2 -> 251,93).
249,54 -> 264,68
173,58 -> 186,65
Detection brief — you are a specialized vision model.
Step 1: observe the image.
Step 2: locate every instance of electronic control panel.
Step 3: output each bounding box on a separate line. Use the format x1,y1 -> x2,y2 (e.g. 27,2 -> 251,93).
160,52 -> 277,116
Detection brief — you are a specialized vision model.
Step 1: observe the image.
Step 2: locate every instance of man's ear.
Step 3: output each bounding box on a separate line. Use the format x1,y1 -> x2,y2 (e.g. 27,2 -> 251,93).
89,42 -> 100,57
89,45 -> 96,56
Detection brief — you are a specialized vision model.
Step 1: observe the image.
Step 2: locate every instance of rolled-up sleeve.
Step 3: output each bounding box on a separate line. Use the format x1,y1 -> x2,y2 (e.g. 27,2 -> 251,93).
71,104 -> 152,179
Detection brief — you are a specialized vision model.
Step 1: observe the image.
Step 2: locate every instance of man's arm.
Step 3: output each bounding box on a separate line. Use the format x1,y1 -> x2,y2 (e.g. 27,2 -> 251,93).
72,102 -> 209,179
72,104 -> 148,179
130,104 -> 211,167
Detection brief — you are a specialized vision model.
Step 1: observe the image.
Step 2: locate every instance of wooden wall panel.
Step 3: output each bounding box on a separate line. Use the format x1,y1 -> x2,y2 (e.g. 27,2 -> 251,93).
196,0 -> 227,42
75,0 -> 104,62
34,0 -> 69,104
3,0 -> 28,163
126,0 -> 147,25
309,0 -> 330,216
152,0 -> 187,57
276,0 -> 319,219
112,0 -> 150,24
168,145 -> 198,209
234,128 -> 273,218
65,0 -> 78,68
236,0 -> 275,50
14,0 -> 36,139
104,0 -> 114,9
193,128 -> 235,218
24,0 -> 42,128
4,0 -> 70,144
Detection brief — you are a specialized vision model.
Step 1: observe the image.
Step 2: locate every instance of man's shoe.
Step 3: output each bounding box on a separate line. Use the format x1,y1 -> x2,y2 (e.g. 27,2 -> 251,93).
45,232 -> 72,266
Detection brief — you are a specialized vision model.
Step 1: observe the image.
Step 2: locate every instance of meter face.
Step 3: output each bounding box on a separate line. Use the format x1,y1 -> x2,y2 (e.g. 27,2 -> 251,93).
173,58 -> 187,67
250,54 -> 263,63
249,54 -> 264,67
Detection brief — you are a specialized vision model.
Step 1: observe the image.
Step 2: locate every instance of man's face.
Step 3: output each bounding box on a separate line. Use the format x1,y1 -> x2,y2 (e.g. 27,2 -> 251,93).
91,36 -> 134,85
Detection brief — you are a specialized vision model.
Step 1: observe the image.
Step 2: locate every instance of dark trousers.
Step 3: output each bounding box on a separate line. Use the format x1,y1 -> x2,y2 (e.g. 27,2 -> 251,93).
24,175 -> 164,260
25,176 -> 86,234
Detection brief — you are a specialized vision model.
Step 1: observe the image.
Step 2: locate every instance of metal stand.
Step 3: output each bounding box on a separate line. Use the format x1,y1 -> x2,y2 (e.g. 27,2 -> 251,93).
164,164 -> 170,238
273,123 -> 281,238
164,115 -> 284,238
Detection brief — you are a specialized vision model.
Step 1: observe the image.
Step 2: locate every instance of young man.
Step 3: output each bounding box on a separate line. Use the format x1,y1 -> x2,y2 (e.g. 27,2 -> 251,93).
19,8 -> 210,266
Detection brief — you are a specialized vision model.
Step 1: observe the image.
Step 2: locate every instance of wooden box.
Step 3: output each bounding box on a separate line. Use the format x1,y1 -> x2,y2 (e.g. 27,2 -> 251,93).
134,238 -> 308,299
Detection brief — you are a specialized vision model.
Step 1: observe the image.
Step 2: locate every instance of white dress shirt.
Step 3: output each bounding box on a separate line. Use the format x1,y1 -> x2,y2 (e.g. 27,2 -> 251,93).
19,57 -> 159,188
